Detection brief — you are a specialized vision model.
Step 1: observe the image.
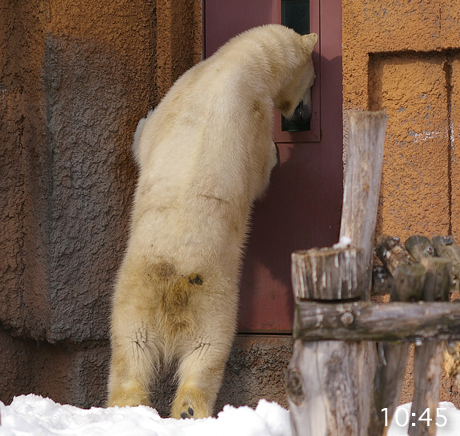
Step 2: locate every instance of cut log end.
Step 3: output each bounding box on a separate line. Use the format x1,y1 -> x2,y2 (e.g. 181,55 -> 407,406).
291,246 -> 367,301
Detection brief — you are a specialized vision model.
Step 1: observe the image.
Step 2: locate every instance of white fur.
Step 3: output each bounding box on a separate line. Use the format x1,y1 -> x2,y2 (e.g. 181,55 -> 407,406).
108,24 -> 318,418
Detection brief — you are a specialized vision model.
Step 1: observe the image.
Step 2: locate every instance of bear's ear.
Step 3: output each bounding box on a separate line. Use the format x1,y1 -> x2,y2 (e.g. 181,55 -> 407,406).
300,33 -> 318,55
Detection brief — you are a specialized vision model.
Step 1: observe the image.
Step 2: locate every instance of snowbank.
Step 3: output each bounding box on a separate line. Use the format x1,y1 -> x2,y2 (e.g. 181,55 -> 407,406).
0,396 -> 290,436
0,395 -> 459,436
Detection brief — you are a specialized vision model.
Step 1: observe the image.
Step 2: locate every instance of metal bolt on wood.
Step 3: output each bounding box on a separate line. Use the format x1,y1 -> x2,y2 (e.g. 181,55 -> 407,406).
340,312 -> 354,326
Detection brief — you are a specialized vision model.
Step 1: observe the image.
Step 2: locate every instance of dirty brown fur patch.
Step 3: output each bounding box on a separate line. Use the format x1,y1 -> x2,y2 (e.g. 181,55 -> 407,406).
251,100 -> 263,117
161,281 -> 191,331
145,262 -> 205,332
152,262 -> 177,278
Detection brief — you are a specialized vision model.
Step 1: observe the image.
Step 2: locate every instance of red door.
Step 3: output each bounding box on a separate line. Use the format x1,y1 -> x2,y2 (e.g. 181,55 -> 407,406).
204,0 -> 343,333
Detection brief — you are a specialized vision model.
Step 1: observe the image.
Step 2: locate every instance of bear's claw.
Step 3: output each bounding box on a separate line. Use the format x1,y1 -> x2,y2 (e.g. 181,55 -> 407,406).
180,407 -> 195,419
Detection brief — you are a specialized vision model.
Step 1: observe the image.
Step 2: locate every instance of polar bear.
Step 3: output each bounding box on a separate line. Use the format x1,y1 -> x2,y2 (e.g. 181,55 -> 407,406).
107,24 -> 318,419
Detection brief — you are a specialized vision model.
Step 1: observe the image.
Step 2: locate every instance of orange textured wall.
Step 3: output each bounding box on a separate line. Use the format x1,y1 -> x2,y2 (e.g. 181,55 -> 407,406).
343,0 -> 460,406
343,0 -> 460,240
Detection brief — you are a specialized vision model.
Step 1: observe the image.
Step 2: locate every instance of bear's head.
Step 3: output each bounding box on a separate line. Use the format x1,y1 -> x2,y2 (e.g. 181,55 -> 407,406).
274,32 -> 318,126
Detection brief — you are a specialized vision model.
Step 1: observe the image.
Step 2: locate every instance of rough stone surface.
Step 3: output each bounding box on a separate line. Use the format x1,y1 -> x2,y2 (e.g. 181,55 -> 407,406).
0,326 -> 110,408
216,335 -> 292,411
0,0 -> 201,407
343,0 -> 460,111
0,0 -> 51,340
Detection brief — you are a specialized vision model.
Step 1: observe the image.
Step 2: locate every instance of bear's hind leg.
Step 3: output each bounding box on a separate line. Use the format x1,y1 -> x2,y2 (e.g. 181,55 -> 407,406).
107,320 -> 160,408
171,338 -> 232,419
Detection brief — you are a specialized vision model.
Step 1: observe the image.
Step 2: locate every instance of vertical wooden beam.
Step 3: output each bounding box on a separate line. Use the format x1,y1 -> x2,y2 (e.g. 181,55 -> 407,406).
288,111 -> 387,436
432,236 -> 460,291
406,236 -> 452,436
432,236 -> 460,389
371,236 -> 425,436
340,110 -> 388,298
289,247 -> 377,436
287,338 -> 378,436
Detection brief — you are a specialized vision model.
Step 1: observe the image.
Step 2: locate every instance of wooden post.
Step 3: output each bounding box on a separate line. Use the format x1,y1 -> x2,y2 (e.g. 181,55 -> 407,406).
287,334 -> 378,436
288,110 -> 387,436
432,236 -> 460,292
406,236 -> 452,436
291,247 -> 367,301
289,247 -> 377,436
432,236 -> 460,388
369,236 -> 425,436
340,110 -> 388,299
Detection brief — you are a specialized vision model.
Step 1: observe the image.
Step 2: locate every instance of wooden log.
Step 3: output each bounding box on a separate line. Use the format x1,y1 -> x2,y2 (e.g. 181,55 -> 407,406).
369,236 -> 424,435
376,236 -> 417,273
294,301 -> 460,342
375,235 -> 425,301
431,236 -> 460,393
287,339 -> 377,436
372,265 -> 395,296
419,257 -> 452,302
405,236 -> 452,436
291,247 -> 366,300
340,110 -> 388,299
289,249 -> 378,436
288,111 -> 387,436
406,236 -> 452,301
405,235 -> 437,262
432,235 -> 460,291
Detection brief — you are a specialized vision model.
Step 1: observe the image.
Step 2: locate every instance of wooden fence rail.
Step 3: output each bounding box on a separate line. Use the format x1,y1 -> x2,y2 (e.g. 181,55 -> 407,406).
294,300 -> 460,342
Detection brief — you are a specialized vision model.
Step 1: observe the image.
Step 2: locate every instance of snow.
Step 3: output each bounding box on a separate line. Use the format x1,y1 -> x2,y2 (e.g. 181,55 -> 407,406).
0,396 -> 290,436
0,395 -> 459,436
332,235 -> 352,250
